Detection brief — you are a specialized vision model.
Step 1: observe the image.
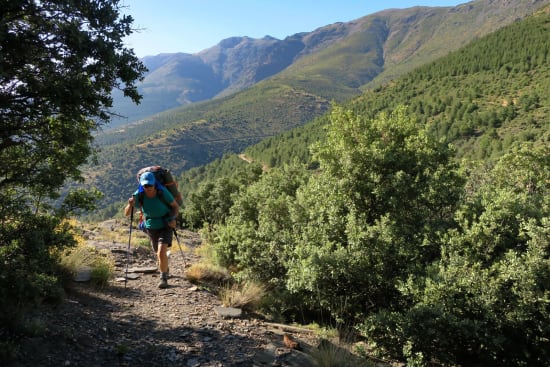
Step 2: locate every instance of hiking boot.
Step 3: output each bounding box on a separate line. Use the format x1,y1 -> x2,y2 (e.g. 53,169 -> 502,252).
158,277 -> 168,289
158,272 -> 168,289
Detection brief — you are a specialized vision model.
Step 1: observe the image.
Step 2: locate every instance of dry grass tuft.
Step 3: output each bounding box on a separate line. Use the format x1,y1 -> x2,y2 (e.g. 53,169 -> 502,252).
303,324 -> 378,367
58,241 -> 114,288
220,281 -> 266,310
309,339 -> 375,367
185,262 -> 232,283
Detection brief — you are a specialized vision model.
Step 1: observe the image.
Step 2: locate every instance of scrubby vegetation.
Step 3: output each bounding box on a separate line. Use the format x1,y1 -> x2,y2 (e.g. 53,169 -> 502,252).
196,106 -> 549,366
174,13 -> 550,364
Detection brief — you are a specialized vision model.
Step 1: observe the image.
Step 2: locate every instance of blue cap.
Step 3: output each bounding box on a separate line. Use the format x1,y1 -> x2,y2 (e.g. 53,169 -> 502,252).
140,172 -> 156,186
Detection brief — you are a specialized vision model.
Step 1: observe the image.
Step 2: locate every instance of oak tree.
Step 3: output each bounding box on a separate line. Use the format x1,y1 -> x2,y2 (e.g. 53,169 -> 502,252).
0,0 -> 146,332
1,0 -> 146,192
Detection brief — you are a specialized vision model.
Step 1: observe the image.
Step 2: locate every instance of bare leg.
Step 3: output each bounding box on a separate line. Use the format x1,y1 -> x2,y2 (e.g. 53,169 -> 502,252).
157,243 -> 169,273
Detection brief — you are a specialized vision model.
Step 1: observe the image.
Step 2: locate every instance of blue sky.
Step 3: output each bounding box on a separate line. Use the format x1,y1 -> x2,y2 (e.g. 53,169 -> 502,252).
122,0 -> 466,57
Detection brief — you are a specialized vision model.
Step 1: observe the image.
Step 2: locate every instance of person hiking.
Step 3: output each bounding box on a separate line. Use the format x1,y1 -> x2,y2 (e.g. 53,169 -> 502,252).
124,171 -> 179,288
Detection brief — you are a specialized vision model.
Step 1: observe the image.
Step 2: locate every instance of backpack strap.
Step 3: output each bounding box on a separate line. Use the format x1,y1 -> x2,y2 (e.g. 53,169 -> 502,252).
157,188 -> 173,210
137,186 -> 175,230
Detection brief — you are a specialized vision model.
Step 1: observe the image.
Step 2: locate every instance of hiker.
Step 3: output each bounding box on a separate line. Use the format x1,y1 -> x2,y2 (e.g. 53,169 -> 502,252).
124,171 -> 179,288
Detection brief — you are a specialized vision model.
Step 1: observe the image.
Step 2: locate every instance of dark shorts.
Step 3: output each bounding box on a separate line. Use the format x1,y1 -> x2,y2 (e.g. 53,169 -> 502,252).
146,227 -> 173,252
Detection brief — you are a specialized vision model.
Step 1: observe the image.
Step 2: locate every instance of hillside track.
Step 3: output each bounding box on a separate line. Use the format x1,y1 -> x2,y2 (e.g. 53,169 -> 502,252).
10,229 -> 322,367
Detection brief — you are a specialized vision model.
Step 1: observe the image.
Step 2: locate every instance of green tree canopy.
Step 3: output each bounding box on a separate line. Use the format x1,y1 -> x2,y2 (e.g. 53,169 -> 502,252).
209,105 -> 465,324
286,105 -> 464,321
361,144 -> 549,366
0,0 -> 145,334
1,0 -> 146,193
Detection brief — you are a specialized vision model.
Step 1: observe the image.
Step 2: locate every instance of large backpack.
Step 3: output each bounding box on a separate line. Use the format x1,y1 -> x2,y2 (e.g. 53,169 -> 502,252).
136,165 -> 183,206
135,166 -> 182,231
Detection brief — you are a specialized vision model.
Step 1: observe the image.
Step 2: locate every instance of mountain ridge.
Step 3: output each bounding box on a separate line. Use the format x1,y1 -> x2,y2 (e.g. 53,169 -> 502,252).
86,0 -> 550,219
177,5 -> 550,208
110,0 -> 548,127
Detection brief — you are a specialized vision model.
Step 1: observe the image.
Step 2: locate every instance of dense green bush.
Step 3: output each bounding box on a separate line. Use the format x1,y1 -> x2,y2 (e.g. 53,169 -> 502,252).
209,106 -> 464,324
211,164 -> 310,288
360,144 -> 549,366
207,106 -> 549,364
182,163 -> 263,229
0,206 -> 74,329
285,105 -> 464,322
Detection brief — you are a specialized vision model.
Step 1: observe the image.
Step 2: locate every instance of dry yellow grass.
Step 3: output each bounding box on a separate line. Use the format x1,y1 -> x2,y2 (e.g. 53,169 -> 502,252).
309,340 -> 375,367
185,262 -> 232,283
220,281 -> 266,310
57,219 -> 115,287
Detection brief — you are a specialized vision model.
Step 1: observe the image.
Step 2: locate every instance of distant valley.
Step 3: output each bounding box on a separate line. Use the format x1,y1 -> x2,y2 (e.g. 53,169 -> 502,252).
85,0 -> 550,219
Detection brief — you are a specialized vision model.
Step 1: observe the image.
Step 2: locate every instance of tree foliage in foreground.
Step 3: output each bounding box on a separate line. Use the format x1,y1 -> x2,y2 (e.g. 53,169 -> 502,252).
209,105 -> 464,316
361,144 -> 549,366
206,105 -> 549,365
0,0 -> 145,334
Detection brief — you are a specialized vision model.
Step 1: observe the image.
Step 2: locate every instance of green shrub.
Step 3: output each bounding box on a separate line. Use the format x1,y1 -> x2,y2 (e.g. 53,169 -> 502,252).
0,214 -> 72,331
360,144 -> 550,366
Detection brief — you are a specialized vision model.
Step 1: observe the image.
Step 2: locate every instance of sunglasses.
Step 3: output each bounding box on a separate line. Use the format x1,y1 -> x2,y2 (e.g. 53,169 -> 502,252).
143,184 -> 153,188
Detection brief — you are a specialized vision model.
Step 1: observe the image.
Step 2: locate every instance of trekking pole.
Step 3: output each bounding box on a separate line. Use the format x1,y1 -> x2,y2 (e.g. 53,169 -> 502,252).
125,206 -> 134,288
173,228 -> 186,265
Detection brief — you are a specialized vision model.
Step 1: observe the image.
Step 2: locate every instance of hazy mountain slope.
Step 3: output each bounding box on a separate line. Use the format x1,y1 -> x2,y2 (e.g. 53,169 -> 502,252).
275,0 -> 550,93
178,4 -> 550,199
109,35 -> 327,127
197,36 -> 305,97
109,0 -> 549,128
85,0 -> 550,218
367,0 -> 550,86
88,81 -> 330,217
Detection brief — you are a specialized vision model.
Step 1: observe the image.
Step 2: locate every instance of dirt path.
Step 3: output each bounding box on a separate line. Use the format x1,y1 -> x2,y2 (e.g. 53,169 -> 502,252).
238,154 -> 269,172
10,230 -> 319,367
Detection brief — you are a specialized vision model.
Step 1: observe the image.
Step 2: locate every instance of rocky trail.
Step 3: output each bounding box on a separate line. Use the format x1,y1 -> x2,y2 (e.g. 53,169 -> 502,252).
10,225 -> 327,367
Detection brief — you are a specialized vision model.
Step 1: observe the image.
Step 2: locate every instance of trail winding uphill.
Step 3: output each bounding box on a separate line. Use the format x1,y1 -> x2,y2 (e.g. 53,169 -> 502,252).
11,226 -> 326,367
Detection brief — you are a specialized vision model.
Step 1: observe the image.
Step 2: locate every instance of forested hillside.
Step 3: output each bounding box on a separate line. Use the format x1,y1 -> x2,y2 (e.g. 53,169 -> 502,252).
85,83 -> 330,219
83,0 -> 550,221
177,7 -> 550,366
178,5 -> 550,199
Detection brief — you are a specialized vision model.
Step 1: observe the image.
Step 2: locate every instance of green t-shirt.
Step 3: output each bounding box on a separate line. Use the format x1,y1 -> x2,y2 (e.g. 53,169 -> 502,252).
133,187 -> 175,230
